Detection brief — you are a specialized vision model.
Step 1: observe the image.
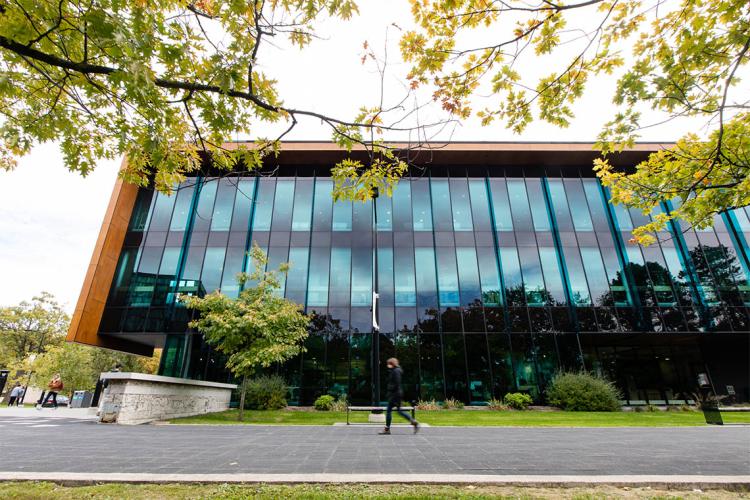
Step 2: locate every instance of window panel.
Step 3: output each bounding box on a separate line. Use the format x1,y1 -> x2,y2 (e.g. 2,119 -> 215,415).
271,180 -> 295,231
500,247 -> 524,306
394,246 -> 417,306
329,248 -> 351,306
525,179 -> 551,231
563,179 -> 593,231
415,247 -> 438,309
468,179 -> 493,231
332,199 -> 352,231
489,179 -> 513,231
412,178 -> 433,231
307,246 -> 330,307
210,178 -> 237,231
192,179 -> 218,232
546,179 -> 574,231
376,195 -> 393,231
518,247 -> 545,305
291,179 -> 313,231
129,190 -> 155,232
450,178 -> 473,231
507,179 -> 533,229
456,247 -> 481,306
580,247 -> 614,306
436,246 -> 460,306
476,246 -> 502,306
230,179 -> 256,232
149,190 -> 178,231
351,247 -> 372,306
251,178 -> 275,231
392,181 -> 413,230
538,247 -> 566,305
561,247 -> 591,305
312,179 -> 333,231
286,247 -> 310,305
352,199 -> 372,232
200,247 -> 226,294
169,182 -> 196,231
267,246 -> 290,297
582,179 -> 610,231
377,247 -> 395,307
431,179 -> 453,231
220,246 -> 245,298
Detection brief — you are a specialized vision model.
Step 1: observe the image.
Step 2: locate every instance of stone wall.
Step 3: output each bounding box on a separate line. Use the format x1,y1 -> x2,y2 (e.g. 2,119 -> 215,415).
99,373 -> 236,425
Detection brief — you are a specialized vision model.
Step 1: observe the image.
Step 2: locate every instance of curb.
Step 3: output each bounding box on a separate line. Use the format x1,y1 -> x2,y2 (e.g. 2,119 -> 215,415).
0,473 -> 749,489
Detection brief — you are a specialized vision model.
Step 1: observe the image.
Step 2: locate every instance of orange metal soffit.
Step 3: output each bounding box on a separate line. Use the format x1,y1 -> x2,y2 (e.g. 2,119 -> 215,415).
66,158 -> 153,356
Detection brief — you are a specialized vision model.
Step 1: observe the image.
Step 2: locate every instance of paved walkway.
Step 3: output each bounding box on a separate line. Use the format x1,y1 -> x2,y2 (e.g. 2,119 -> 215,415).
0,418 -> 747,477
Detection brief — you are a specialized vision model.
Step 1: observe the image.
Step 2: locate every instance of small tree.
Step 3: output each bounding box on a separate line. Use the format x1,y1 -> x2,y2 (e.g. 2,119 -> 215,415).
183,245 -> 309,421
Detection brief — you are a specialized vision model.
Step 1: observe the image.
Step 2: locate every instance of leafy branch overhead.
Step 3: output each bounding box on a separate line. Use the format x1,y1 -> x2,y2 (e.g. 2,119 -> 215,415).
0,0 -> 432,195
401,0 -> 750,242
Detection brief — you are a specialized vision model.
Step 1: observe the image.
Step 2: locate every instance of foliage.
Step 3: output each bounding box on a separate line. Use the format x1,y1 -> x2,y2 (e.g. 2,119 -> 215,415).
503,392 -> 533,410
398,0 -> 750,242
184,244 -> 309,420
486,398 -> 509,411
31,342 -> 159,396
416,399 -> 440,411
314,394 -> 335,411
546,372 -> 622,412
691,391 -> 728,410
330,395 -> 348,412
0,0 -> 436,199
442,397 -> 464,410
0,292 -> 68,366
244,375 -> 288,410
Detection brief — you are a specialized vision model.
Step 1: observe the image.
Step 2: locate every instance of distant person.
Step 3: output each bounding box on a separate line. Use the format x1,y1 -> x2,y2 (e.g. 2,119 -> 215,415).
7,383 -> 23,406
379,358 -> 419,435
37,374 -> 63,409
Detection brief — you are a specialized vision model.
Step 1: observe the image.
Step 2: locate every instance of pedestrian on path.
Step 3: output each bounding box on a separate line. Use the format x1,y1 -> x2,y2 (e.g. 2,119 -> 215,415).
37,374 -> 63,409
7,383 -> 23,406
379,358 -> 419,435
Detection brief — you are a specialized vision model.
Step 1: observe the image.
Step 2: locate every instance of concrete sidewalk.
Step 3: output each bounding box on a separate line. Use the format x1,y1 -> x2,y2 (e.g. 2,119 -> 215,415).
0,406 -> 97,420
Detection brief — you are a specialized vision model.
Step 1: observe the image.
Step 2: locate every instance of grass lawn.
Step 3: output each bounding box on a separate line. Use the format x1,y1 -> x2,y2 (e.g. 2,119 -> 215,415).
170,408 -> 750,426
0,482 -> 747,499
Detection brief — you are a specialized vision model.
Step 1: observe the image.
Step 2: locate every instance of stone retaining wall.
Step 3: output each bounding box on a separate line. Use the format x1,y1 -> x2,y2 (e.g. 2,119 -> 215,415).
100,373 -> 236,425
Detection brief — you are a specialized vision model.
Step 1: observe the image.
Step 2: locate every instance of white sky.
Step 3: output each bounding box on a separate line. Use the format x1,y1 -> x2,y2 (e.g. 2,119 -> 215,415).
0,0 -> 726,312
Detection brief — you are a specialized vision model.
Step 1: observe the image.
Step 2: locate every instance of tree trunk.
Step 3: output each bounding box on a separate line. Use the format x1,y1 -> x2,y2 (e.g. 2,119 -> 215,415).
238,374 -> 247,421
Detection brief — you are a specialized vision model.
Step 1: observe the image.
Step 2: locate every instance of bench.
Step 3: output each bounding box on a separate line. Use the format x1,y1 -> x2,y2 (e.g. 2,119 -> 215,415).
346,405 -> 416,425
703,406 -> 750,425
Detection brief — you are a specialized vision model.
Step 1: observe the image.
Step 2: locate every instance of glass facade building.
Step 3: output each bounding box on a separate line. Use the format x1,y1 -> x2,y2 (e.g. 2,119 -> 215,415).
75,143 -> 750,405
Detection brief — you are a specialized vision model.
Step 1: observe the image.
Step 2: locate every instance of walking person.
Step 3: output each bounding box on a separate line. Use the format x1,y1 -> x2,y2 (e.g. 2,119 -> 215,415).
379,358 -> 419,435
7,383 -> 23,406
37,374 -> 63,409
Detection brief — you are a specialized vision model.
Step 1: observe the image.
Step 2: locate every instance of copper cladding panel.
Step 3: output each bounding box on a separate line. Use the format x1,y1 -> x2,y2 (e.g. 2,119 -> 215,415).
66,160 -> 153,357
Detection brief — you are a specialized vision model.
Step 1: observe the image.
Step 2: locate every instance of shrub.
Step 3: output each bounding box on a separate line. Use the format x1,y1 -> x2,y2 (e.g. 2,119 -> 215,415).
314,394 -> 335,411
244,375 -> 287,410
416,399 -> 440,410
503,392 -> 533,410
487,398 -> 509,411
442,397 -> 465,410
546,372 -> 621,412
330,395 -> 348,412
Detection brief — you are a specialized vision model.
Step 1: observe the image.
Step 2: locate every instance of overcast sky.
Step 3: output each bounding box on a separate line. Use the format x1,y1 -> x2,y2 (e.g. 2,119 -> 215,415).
0,0 -> 716,312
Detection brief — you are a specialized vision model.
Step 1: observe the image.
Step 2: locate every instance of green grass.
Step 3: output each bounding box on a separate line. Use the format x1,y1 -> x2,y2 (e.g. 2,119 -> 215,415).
0,482 -> 747,499
170,408 -> 750,426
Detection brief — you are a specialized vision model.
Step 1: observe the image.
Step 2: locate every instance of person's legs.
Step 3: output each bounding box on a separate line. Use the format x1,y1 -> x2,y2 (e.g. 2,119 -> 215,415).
41,391 -> 54,407
8,396 -> 16,406
395,402 -> 414,423
385,400 -> 394,428
50,392 -> 58,408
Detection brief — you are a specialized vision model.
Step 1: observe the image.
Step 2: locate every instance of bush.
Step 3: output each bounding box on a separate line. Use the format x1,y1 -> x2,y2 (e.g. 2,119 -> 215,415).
546,372 -> 621,412
244,375 -> 287,410
503,392 -> 533,410
442,397 -> 465,410
330,395 -> 348,412
314,394 -> 335,411
487,398 -> 509,411
416,399 -> 440,410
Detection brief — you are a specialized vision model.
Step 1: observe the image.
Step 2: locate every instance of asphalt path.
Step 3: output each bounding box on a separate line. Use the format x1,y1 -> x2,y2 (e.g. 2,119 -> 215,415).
1,419 -> 748,476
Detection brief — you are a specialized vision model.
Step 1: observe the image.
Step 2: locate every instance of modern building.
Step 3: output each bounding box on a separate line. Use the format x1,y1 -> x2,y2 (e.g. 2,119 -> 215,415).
67,142 -> 750,405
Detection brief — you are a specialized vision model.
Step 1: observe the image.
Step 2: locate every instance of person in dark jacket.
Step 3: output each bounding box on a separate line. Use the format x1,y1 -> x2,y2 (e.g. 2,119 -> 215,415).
379,358 -> 419,435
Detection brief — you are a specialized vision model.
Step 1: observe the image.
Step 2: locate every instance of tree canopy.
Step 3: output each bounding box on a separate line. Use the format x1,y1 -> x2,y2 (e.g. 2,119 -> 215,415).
183,244 -> 310,419
0,291 -> 67,366
399,0 -> 749,242
0,0 -> 416,194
